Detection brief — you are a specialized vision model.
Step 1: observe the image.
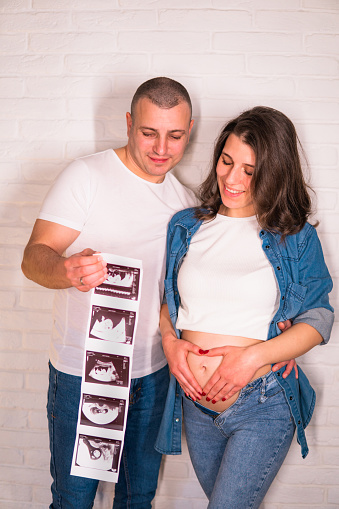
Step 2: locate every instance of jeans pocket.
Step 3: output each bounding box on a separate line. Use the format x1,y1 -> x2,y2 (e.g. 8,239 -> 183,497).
263,386 -> 284,401
261,385 -> 294,423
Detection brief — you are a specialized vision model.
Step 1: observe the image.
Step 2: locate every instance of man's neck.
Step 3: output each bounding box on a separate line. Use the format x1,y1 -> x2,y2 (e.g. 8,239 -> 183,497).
114,146 -> 166,184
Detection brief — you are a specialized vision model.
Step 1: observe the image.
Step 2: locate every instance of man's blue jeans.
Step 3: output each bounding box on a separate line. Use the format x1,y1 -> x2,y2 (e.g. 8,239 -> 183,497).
47,361 -> 169,509
183,371 -> 295,509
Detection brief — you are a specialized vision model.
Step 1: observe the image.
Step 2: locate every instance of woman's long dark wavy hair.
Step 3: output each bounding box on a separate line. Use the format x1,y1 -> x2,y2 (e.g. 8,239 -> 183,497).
196,106 -> 315,239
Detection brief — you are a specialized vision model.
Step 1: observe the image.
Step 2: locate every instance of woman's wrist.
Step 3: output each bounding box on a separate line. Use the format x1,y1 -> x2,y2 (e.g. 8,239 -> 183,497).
162,330 -> 178,346
245,343 -> 267,371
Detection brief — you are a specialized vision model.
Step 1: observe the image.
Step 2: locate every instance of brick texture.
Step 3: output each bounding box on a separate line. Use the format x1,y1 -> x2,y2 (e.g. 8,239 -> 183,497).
0,0 -> 338,507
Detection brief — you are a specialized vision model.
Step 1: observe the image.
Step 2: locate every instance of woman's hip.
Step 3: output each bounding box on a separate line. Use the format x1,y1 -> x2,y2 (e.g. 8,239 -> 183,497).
184,370 -> 293,432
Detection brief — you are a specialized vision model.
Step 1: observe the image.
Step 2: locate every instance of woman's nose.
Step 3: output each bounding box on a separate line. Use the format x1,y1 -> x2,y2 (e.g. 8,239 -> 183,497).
225,166 -> 241,184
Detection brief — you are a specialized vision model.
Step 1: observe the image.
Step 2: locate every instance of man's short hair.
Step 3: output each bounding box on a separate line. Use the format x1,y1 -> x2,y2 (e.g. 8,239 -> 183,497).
131,77 -> 192,118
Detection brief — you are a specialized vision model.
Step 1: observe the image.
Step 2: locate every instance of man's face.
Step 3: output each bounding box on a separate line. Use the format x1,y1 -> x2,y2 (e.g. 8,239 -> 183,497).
126,98 -> 194,183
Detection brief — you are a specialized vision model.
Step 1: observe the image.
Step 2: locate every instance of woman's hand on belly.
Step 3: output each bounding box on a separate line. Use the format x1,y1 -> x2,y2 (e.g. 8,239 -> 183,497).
162,334 -> 206,401
160,304 -> 205,401
201,345 -> 266,404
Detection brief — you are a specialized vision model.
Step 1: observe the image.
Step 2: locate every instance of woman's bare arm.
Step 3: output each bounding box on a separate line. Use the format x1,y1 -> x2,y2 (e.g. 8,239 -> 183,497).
202,323 -> 322,403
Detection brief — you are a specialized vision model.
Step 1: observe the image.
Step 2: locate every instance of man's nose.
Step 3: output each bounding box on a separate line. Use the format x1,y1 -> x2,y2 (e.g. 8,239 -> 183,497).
153,136 -> 167,155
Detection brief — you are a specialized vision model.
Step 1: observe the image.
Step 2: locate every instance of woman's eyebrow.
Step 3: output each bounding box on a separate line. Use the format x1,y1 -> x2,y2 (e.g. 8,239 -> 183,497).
222,151 -> 254,168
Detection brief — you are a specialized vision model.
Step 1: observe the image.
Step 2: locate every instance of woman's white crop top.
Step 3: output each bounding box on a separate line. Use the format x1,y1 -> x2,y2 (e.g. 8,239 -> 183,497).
176,214 -> 280,340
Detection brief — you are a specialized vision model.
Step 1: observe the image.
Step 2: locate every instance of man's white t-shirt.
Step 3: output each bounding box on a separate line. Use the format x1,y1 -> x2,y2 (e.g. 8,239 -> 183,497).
39,149 -> 197,378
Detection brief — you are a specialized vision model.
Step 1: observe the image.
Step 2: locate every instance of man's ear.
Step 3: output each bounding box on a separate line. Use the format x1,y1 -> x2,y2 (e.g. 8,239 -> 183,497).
126,112 -> 133,137
188,118 -> 194,140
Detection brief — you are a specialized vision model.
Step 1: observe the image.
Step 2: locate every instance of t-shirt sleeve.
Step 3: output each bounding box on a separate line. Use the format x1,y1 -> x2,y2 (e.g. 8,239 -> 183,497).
185,186 -> 200,208
38,158 -> 91,231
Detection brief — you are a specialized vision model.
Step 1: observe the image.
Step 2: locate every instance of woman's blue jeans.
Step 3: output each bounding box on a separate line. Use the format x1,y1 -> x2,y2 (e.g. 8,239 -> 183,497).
47,361 -> 169,509
183,371 -> 295,509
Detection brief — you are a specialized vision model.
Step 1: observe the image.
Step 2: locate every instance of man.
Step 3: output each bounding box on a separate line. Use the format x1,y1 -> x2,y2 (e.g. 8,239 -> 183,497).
22,77 -> 293,508
21,77 -> 196,509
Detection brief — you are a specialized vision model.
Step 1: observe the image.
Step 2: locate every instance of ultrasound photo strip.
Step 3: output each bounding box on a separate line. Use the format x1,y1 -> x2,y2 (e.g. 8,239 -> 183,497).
85,351 -> 129,387
80,394 -> 126,431
94,263 -> 141,301
71,253 -> 143,483
89,305 -> 136,345
75,434 -> 122,473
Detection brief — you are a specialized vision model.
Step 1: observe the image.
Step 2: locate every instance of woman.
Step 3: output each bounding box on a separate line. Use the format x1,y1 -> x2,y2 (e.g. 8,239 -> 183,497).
156,106 -> 334,508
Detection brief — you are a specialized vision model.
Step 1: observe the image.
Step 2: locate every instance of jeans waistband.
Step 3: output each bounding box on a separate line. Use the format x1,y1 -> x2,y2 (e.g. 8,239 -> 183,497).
185,395 -> 220,417
185,370 -> 275,418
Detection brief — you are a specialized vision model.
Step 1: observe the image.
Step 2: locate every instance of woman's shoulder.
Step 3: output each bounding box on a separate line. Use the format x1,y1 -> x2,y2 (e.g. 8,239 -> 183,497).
270,222 -> 321,259
267,221 -> 316,242
286,222 -> 318,246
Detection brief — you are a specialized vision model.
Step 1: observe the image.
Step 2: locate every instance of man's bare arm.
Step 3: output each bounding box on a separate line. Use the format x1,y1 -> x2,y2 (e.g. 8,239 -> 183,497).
21,219 -> 107,291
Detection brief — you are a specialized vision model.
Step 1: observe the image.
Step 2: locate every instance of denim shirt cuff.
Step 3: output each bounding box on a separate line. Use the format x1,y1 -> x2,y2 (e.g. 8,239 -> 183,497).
293,307 -> 334,344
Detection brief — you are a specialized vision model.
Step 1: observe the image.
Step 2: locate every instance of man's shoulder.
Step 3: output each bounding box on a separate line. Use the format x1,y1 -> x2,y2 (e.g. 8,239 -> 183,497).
59,149 -> 115,178
77,148 -> 116,167
165,173 -> 199,206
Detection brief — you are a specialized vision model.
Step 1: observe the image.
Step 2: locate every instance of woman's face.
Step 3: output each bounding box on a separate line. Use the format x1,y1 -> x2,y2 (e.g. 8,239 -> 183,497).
216,133 -> 255,218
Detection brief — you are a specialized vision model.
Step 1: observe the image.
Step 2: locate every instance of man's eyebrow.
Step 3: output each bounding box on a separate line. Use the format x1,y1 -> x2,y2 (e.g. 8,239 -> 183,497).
139,126 -> 186,134
222,151 -> 255,168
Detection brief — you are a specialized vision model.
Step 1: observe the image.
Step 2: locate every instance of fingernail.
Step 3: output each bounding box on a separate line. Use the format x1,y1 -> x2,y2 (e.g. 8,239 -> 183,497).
212,400 -> 216,404
199,349 -> 209,355
201,392 -> 206,396
206,397 -> 210,402
222,397 -> 226,401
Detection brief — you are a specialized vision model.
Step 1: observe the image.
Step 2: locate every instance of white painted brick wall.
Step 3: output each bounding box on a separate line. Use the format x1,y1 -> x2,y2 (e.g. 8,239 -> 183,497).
0,0 -> 338,507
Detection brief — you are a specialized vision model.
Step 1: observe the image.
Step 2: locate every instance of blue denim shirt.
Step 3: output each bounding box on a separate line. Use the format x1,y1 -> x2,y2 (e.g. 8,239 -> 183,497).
155,208 -> 334,459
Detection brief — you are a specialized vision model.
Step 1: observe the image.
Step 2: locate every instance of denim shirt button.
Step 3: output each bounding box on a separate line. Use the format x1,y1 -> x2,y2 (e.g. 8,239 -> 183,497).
289,396 -> 293,400
265,245 -> 270,249
277,372 -> 281,376
277,266 -> 281,270
298,420 -> 301,425
175,418 -> 180,423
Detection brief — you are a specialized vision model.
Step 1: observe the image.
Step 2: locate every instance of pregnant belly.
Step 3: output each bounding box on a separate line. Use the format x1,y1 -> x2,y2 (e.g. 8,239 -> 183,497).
182,330 -> 271,413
